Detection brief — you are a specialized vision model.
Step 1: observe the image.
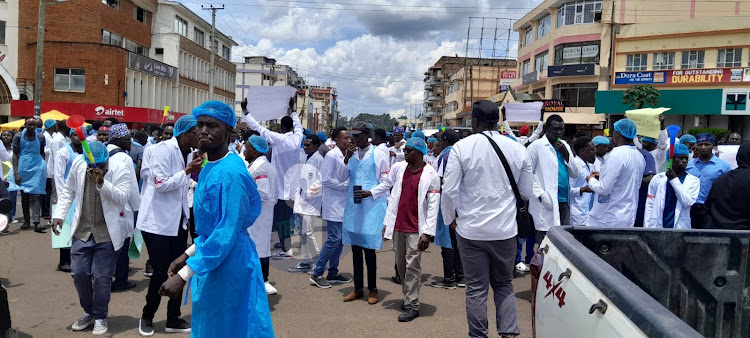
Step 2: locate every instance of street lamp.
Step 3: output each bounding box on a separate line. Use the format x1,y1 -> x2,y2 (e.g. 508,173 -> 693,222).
33,0 -> 67,119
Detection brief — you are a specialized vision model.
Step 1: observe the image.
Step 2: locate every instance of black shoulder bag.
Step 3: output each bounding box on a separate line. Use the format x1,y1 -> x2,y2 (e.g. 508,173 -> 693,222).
479,132 -> 535,238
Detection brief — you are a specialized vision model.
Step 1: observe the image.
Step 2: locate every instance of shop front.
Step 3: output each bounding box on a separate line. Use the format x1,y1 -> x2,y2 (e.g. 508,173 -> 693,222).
10,100 -> 185,129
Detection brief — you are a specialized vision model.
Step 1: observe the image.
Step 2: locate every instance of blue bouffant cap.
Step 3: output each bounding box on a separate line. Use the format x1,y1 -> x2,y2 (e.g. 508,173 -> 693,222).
696,133 -> 716,145
44,119 -> 57,129
248,135 -> 269,154
641,136 -> 657,144
593,136 -> 610,146
411,130 -> 425,140
84,141 -> 109,165
193,101 -> 236,128
173,115 -> 197,138
427,137 -> 438,143
405,137 -> 428,155
673,143 -> 690,156
614,119 -> 637,139
316,132 -> 327,141
679,134 -> 697,144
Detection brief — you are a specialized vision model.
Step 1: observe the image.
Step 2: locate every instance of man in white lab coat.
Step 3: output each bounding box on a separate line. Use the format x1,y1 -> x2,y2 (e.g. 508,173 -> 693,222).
528,114 -> 579,236
136,115 -> 201,336
241,98 -> 304,258
309,127 -> 354,289
288,135 -> 324,274
244,135 -> 279,295
44,119 -> 66,220
644,143 -> 700,229
582,119 -> 646,227
592,136 -> 610,172
569,136 -> 596,226
383,137 -> 440,322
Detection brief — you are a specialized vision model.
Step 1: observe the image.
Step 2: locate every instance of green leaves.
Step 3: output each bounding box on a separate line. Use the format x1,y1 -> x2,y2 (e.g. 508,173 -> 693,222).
622,85 -> 661,109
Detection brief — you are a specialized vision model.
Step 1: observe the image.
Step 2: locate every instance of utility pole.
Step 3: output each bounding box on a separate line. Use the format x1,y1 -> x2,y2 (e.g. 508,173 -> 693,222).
203,4 -> 224,96
33,0 -> 47,120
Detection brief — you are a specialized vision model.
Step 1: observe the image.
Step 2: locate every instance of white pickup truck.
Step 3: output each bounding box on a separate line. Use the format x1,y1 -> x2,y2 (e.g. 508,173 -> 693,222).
532,226 -> 747,337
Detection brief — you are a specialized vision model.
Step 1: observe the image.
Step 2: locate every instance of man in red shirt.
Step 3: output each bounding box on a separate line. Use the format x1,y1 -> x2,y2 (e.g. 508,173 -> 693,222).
383,137 -> 441,322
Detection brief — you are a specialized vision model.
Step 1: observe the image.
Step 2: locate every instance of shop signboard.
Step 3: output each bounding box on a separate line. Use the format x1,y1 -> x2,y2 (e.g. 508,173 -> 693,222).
615,68 -> 750,85
10,100 -> 185,124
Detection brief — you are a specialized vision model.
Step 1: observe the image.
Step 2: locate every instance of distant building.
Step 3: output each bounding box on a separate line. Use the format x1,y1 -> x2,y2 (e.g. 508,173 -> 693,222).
0,0 -> 20,118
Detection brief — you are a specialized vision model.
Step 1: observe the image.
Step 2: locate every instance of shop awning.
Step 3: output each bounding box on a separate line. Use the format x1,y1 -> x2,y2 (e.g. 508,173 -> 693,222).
595,89 -> 723,115
10,100 -> 185,124
0,110 -> 90,131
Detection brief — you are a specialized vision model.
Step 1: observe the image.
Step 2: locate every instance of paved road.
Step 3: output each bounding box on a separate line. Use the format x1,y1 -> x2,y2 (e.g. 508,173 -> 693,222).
0,221 -> 534,337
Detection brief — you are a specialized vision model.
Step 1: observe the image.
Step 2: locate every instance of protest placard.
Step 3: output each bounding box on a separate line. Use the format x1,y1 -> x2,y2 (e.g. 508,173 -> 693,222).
717,145 -> 739,169
625,107 -> 670,139
246,86 -> 298,121
503,102 -> 543,122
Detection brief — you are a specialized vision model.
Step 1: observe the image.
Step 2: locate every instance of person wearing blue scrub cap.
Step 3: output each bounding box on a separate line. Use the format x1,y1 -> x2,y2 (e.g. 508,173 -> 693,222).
83,141 -> 110,165
248,135 -> 269,154
411,130 -> 425,140
679,134 -> 697,145
592,136 -> 610,146
592,135 -> 611,165
44,119 -> 57,130
405,137 -> 428,155
613,118 -> 638,140
643,142 -> 700,229
193,100 -> 237,128
316,132 -> 327,142
173,115 -> 197,138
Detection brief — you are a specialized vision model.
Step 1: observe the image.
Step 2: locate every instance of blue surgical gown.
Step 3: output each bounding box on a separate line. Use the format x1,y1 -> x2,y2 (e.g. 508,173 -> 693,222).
187,153 -> 274,338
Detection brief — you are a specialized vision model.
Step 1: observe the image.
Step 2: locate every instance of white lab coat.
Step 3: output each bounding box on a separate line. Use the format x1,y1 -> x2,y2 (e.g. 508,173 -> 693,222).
242,111 -> 304,200
644,172 -> 700,229
52,156 -> 134,251
53,145 -> 79,193
502,120 -> 544,146
45,132 -> 66,178
247,155 -> 277,258
587,145 -> 646,227
383,164 -> 441,239
390,140 -> 406,166
293,151 -> 324,216
569,156 -> 595,226
527,137 -> 580,230
136,137 -> 191,236
321,146 -> 349,222
107,144 -> 141,216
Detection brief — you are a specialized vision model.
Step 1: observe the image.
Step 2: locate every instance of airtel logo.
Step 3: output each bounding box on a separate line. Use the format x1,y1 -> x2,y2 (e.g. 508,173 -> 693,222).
95,106 -> 125,117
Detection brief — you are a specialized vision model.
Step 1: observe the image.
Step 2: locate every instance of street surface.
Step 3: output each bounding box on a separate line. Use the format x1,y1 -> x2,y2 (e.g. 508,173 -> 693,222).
0,220 -> 533,337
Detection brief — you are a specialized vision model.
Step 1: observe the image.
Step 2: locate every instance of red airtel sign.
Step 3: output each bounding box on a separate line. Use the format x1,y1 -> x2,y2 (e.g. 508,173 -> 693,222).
10,100 -> 185,124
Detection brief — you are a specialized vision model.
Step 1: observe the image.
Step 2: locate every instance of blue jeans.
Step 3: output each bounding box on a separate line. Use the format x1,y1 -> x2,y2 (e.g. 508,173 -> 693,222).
313,221 -> 343,277
7,190 -> 16,220
71,237 -> 118,320
515,236 -> 535,265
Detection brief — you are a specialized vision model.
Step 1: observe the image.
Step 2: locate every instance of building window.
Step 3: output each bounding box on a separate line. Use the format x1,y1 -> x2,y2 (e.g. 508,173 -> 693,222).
717,48 -> 742,68
175,16 -> 188,37
552,83 -> 597,107
522,60 -> 531,75
134,6 -> 146,23
535,51 -> 549,74
653,52 -> 675,70
54,68 -> 85,92
626,54 -> 648,71
125,40 -> 147,56
155,48 -> 164,55
221,45 -> 231,60
537,14 -> 551,39
194,28 -> 205,47
0,21 -> 5,45
680,50 -> 704,69
554,42 -> 600,65
101,29 -> 123,47
524,26 -> 533,46
102,0 -> 118,9
557,0 -> 602,27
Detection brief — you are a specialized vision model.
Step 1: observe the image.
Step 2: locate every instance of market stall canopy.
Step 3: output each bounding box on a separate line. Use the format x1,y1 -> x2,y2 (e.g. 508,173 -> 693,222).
0,110 -> 89,131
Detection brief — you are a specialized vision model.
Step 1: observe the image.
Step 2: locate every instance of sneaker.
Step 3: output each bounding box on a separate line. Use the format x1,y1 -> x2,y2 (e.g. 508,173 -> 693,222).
144,262 -> 153,277
288,262 -> 311,272
306,269 -> 316,275
430,279 -> 457,290
265,282 -> 278,295
165,318 -> 191,333
11,219 -> 19,224
71,313 -> 94,331
33,223 -> 46,233
326,274 -> 352,284
138,317 -> 154,336
398,308 -> 419,322
456,278 -> 466,288
272,249 -> 293,259
391,275 -> 402,285
515,262 -> 530,272
20,222 -> 29,230
92,319 -> 107,335
309,275 -> 331,289
57,264 -> 72,272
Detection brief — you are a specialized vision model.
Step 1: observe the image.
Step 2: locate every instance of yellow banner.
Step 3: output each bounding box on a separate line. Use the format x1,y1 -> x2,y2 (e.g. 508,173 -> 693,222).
625,107 -> 670,139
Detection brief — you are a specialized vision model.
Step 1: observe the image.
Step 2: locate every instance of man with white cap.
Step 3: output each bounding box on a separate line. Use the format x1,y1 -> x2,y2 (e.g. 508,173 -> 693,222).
581,119 -> 646,227
243,135 -> 279,295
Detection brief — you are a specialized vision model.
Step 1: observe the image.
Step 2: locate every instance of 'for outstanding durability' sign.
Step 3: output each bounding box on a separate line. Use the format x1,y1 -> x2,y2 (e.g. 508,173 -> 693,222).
615,68 -> 750,86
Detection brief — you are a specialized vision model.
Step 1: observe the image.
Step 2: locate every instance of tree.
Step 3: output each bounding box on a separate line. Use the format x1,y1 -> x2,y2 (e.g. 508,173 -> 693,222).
351,113 -> 398,130
622,84 -> 660,109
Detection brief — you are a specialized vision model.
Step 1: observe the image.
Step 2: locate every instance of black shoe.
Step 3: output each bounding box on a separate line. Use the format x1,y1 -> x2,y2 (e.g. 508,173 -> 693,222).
138,317 -> 154,337
430,278 -> 457,289
326,274 -> 352,284
398,308 -> 419,322
111,281 -> 137,292
456,278 -> 466,288
20,222 -> 30,230
309,275 -> 331,289
34,223 -> 46,233
165,318 -> 191,333
144,262 -> 153,277
391,275 -> 402,285
57,264 -> 72,272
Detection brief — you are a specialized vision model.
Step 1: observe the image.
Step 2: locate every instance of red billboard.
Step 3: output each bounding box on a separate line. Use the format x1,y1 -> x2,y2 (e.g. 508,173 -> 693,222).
10,100 -> 185,124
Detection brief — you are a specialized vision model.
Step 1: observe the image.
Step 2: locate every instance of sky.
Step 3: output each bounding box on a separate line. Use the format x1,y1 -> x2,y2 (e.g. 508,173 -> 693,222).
179,0 -> 544,118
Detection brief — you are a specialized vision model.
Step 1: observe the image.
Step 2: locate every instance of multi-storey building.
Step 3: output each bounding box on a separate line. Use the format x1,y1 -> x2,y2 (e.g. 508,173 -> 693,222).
424,56 -> 516,127
309,84 -> 337,131
0,0 -> 20,118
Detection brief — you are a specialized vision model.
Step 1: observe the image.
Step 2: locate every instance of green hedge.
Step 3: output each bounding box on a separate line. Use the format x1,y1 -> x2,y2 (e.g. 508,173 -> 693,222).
687,128 -> 731,141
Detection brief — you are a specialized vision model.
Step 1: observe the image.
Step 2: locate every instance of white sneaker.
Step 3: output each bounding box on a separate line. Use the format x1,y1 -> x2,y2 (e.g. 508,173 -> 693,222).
265,282 -> 278,295
71,313 -> 94,331
92,319 -> 108,335
515,262 -> 530,272
272,249 -> 293,260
